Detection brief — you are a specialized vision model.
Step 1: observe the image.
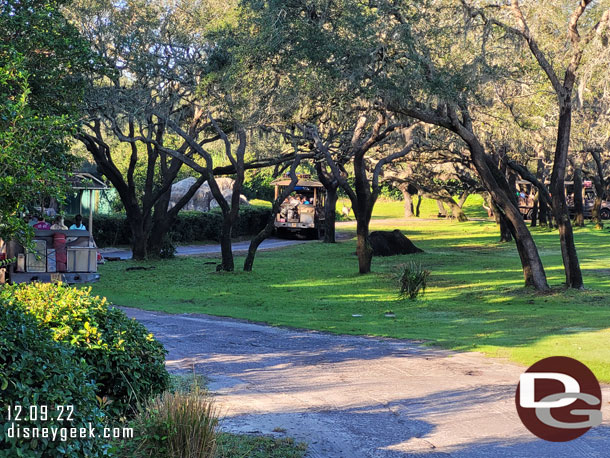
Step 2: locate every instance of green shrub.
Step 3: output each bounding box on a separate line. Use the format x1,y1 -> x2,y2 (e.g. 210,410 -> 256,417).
0,283 -> 170,418
122,388 -> 218,458
242,169 -> 276,201
0,302 -> 108,458
84,206 -> 271,247
398,262 -> 430,300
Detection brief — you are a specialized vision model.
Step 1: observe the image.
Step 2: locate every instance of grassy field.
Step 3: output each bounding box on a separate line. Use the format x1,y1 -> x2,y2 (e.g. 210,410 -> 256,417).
258,193 -> 488,220
338,194 -> 489,220
90,202 -> 610,382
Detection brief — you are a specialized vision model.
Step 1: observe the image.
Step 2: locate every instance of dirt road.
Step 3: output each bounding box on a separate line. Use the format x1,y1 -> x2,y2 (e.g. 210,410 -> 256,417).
123,308 -> 610,458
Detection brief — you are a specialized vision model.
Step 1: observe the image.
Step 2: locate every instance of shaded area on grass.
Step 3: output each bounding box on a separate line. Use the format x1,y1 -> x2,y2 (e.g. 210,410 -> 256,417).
90,219 -> 610,381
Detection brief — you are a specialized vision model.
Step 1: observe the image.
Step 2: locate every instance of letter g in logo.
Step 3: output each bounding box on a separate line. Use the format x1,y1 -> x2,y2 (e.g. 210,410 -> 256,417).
516,357 -> 602,442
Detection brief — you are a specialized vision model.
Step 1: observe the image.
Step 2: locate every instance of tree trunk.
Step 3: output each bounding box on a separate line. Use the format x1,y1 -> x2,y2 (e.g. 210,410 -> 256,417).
436,200 -> 447,217
550,99 -> 583,289
572,167 -> 584,227
530,192 -> 539,227
316,163 -> 339,243
402,187 -> 414,218
353,145 -> 375,274
592,176 -> 604,230
591,151 -> 606,230
244,224 -> 274,271
457,190 -> 470,208
356,215 -> 373,274
130,219 -> 149,260
442,196 -> 468,222
244,158 -> 303,271
147,190 -> 174,258
324,186 -> 338,243
494,202 -> 513,242
396,106 -> 547,289
539,197 -> 549,227
472,141 -> 548,290
219,217 -> 234,271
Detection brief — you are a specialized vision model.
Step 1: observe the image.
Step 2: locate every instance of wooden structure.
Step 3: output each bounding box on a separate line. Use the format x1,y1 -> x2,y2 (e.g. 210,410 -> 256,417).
66,172 -> 109,236
271,175 -> 326,239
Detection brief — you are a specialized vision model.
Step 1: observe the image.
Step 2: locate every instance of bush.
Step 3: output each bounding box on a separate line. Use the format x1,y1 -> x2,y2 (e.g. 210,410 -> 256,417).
122,388 -> 218,458
0,302 -> 108,457
0,283 -> 170,418
84,205 -> 272,247
241,169 -> 276,201
398,262 -> 430,300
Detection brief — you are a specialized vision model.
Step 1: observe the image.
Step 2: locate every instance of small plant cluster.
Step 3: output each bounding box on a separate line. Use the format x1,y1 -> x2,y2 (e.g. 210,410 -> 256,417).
0,283 -> 170,419
122,386 -> 219,458
398,262 -> 430,300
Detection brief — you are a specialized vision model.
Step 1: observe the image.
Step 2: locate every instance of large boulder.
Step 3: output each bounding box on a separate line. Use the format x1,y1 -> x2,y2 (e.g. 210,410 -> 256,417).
369,230 -> 423,256
209,189 -> 250,210
169,177 -> 249,212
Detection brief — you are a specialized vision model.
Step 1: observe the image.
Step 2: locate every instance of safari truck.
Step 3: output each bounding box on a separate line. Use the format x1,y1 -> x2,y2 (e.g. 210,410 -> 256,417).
565,180 -> 610,220
515,180 -> 537,220
272,175 -> 326,239
515,179 -> 610,220
0,172 -> 107,285
2,229 -> 101,284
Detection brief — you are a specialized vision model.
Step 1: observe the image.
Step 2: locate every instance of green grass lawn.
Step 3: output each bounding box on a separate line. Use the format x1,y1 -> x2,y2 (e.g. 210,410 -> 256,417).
337,194 -> 489,219
90,214 -> 610,382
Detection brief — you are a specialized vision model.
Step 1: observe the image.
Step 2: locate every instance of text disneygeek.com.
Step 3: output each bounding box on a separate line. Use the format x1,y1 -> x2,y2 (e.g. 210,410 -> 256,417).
6,423 -> 134,441
4,405 -> 133,441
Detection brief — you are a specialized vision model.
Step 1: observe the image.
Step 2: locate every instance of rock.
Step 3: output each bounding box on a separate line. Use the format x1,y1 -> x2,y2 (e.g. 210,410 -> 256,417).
369,230 -> 423,256
209,188 -> 250,209
169,177 -> 249,212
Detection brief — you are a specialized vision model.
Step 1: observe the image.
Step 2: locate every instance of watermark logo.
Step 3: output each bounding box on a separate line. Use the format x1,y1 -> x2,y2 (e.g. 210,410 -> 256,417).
516,356 -> 602,442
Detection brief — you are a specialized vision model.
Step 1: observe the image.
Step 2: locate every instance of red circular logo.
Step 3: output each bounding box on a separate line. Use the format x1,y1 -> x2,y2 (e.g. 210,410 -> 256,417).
515,356 -> 602,442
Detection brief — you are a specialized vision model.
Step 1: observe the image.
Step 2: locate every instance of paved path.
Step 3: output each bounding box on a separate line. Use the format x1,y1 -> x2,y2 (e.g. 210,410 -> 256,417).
101,237 -> 310,260
123,308 -> 610,458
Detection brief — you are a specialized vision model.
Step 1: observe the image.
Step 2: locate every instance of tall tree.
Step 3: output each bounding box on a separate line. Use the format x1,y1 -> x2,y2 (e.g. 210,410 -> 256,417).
69,0 -> 219,259
309,114 -> 419,273
0,0 -> 93,241
465,0 -> 610,287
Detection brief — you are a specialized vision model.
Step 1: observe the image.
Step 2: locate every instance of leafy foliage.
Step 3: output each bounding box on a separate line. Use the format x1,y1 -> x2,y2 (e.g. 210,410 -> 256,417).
0,52 -> 76,242
242,169 -> 276,201
0,301 -> 108,457
398,262 -> 430,300
0,0 -> 96,242
0,283 -> 170,418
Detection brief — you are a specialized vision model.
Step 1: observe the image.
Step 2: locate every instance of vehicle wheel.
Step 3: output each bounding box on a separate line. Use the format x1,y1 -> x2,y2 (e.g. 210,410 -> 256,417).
275,227 -> 287,239
600,209 -> 610,220
526,209 -> 534,221
317,226 -> 325,240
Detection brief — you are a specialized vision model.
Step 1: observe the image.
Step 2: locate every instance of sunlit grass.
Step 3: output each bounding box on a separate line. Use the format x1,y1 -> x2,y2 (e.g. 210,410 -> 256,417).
90,213 -> 610,382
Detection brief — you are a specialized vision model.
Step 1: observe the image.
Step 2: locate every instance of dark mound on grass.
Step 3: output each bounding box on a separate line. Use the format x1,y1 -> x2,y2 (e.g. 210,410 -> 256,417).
370,230 -> 423,257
